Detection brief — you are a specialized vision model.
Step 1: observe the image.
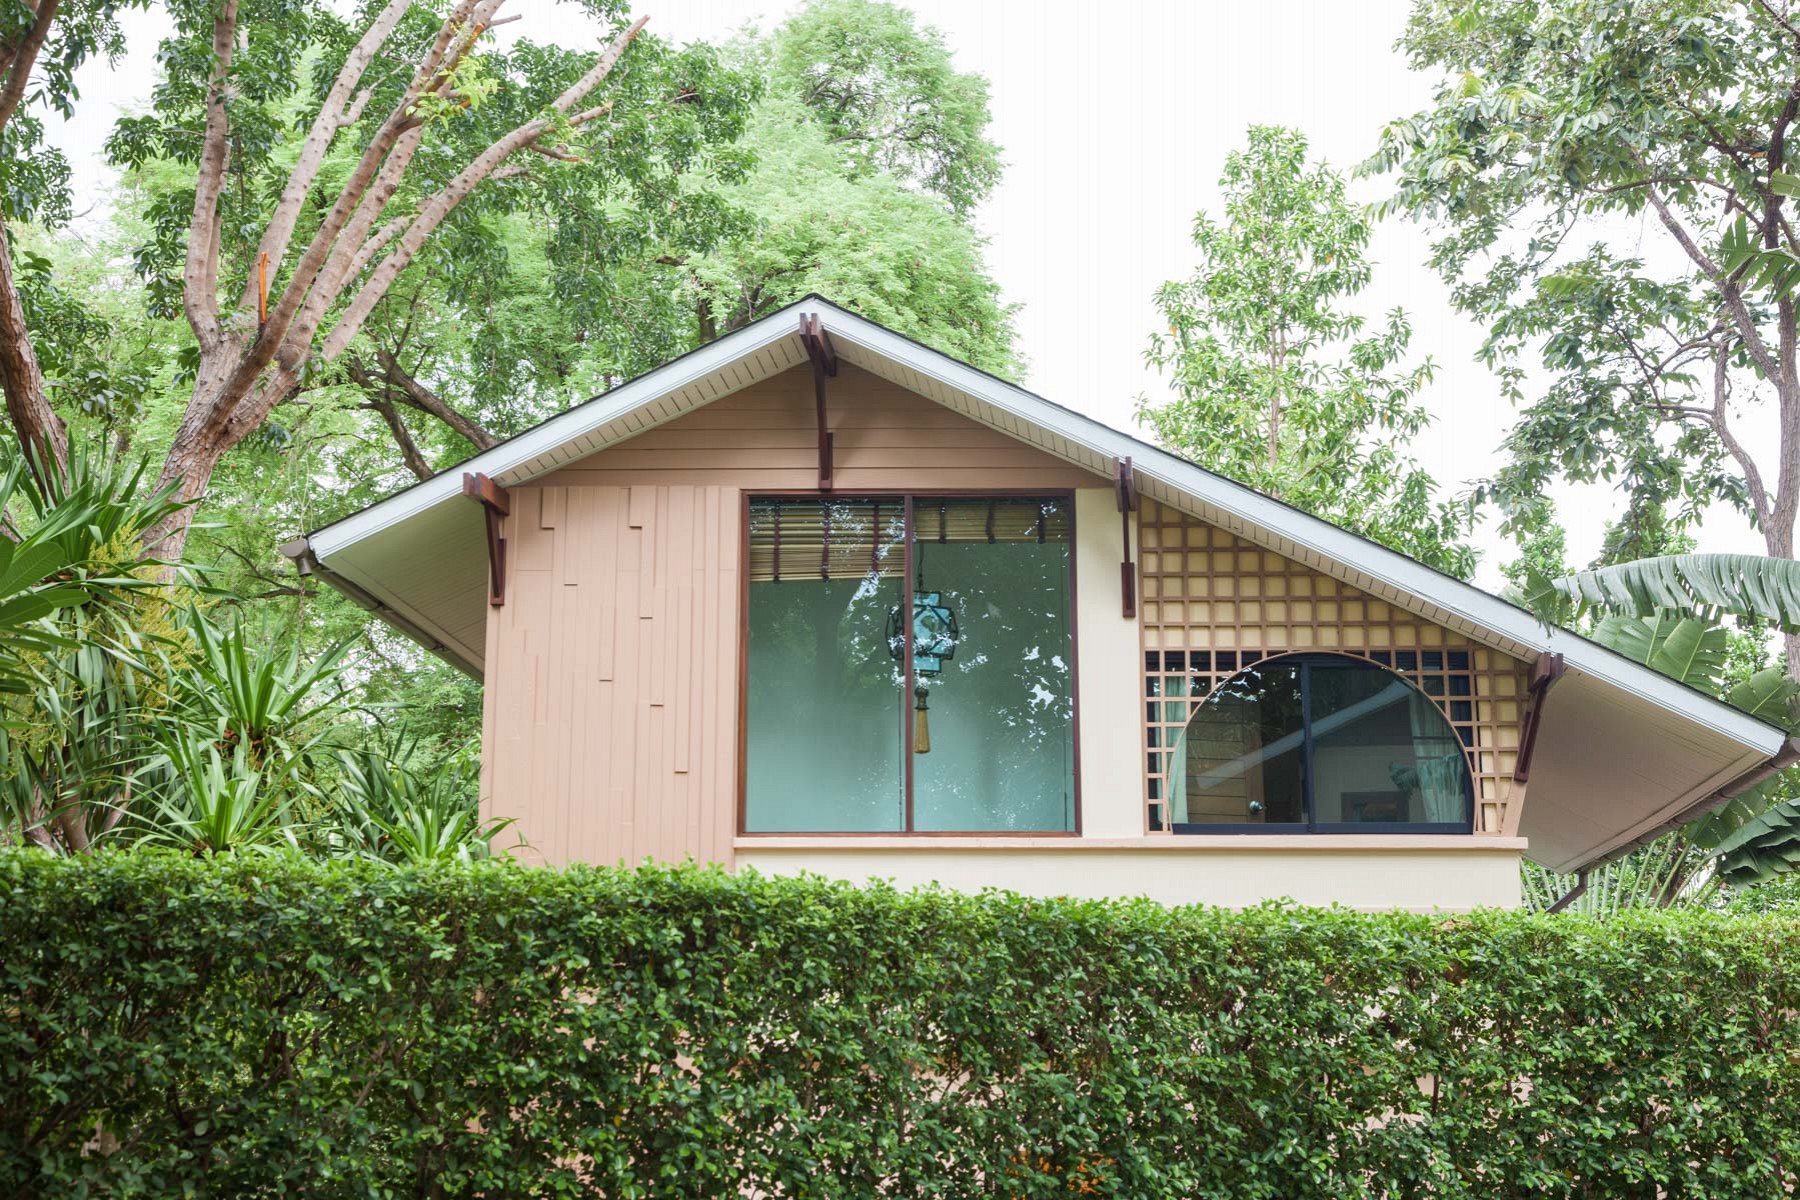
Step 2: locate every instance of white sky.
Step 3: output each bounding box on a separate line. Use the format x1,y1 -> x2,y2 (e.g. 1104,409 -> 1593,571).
45,0 -> 1773,587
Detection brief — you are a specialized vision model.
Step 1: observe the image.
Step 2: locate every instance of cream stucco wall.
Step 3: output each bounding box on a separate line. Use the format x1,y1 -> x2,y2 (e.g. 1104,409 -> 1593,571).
1073,488 -> 1144,837
735,839 -> 1526,912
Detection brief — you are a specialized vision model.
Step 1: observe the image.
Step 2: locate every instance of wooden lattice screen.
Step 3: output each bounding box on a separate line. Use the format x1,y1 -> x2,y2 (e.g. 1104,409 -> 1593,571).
1135,499 -> 1533,835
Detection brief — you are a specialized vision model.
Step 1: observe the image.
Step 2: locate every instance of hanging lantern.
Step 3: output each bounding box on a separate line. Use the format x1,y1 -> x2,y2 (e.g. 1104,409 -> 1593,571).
888,589 -> 958,754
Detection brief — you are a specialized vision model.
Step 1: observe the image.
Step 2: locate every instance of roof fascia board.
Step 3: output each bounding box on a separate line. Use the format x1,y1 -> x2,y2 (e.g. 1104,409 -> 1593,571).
308,301 -> 809,560
808,301 -> 1787,755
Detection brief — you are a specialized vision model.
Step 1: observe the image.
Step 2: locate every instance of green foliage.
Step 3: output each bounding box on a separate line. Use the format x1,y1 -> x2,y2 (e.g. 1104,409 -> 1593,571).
1522,839 -> 1711,912
1590,611 -> 1729,688
1369,0 -> 1798,544
1725,869 -> 1800,912
0,447 -> 184,701
1552,553 -> 1800,634
171,606 -> 355,770
1498,498 -> 1570,600
5,0 -> 1022,755
0,1 -> 146,226
674,3 -> 1019,373
322,730 -> 508,865
1712,798 -> 1800,888
7,853 -> 1800,1196
690,95 -> 1020,376
133,738 -> 289,855
768,0 -> 1002,217
1141,126 -> 1471,576
0,460 -> 494,860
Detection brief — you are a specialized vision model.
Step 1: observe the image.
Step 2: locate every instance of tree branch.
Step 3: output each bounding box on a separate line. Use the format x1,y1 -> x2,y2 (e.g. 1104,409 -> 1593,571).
0,0 -> 61,136
373,348 -> 495,449
234,0 -> 413,317
181,0 -> 239,351
208,0 -> 505,437
361,390 -> 433,480
1754,0 -> 1800,44
1711,341 -> 1775,529
1638,172 -> 1785,383
319,17 -> 648,362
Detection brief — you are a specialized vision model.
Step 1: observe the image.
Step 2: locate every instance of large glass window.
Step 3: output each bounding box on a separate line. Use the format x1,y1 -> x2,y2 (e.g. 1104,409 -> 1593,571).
909,499 -> 1075,831
743,495 -> 1075,833
1170,655 -> 1471,832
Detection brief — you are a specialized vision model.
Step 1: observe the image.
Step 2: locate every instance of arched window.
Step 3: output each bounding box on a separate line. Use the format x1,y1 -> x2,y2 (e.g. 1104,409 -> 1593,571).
1169,654 -> 1472,833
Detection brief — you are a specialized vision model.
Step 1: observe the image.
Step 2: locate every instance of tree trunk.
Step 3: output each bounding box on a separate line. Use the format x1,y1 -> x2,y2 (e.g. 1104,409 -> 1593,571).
1762,520 -> 1800,682
143,430 -> 228,565
0,233 -> 68,481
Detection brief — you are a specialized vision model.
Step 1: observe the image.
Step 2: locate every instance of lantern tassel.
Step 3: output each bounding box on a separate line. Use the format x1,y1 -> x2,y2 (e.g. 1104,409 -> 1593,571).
913,686 -> 931,754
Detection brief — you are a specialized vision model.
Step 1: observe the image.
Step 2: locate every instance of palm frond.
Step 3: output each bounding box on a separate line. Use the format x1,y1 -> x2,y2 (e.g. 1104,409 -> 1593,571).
1713,795 -> 1800,888
1551,554 -> 1800,632
1589,612 -> 1729,689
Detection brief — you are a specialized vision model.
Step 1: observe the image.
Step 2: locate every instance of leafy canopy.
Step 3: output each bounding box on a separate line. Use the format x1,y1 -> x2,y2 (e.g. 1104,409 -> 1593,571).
689,95 -> 1019,376
767,0 -> 1002,218
1140,125 -> 1473,576
1367,0 -> 1800,556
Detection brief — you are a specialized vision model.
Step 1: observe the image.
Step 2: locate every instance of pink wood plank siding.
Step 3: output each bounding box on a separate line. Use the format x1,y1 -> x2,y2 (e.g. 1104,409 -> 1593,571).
480,363 -> 1106,867
535,362 -> 1099,492
479,485 -> 740,868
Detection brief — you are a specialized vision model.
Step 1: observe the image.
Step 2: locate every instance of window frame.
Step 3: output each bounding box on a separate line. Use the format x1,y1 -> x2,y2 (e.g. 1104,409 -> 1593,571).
1168,652 -> 1475,836
736,489 -> 1083,838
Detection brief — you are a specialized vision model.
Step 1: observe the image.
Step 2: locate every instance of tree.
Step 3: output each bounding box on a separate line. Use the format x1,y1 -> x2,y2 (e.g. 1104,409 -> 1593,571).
4,0 -> 672,563
2,0 -> 1019,761
1498,500 -> 1570,599
686,94 -> 1019,376
670,0 -> 1017,372
329,0 -> 1016,484
1138,125 -> 1472,575
1369,0 -> 1800,670
0,0 -> 148,477
766,0 -> 1001,218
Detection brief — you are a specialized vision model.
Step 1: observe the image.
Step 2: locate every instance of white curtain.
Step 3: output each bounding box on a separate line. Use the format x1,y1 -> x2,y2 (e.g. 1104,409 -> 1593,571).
1407,691 -> 1467,824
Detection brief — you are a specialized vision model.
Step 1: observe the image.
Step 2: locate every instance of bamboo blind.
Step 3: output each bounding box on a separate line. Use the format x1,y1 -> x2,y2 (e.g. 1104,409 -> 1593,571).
1135,499 -> 1532,835
748,497 -> 1070,583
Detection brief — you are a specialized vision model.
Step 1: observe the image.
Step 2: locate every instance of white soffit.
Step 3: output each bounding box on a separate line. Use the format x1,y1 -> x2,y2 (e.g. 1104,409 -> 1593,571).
1521,675 -> 1772,872
304,295 -> 1790,766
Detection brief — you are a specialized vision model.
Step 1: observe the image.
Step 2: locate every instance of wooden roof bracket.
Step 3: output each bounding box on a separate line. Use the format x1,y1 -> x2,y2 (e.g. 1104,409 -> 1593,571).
463,472 -> 511,607
1513,650 -> 1566,785
799,313 -> 837,491
1115,456 -> 1137,619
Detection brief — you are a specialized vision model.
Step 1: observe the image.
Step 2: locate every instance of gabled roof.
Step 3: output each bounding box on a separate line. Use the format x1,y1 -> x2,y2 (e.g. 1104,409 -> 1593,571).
293,295 -> 1795,873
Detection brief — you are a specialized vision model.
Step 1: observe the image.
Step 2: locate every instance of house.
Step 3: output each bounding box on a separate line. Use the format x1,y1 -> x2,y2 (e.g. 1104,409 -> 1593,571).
283,297 -> 1797,911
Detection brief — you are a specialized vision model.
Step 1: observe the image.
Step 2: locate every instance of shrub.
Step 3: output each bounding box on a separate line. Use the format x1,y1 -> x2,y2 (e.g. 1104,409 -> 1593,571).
3,851 -> 1799,1197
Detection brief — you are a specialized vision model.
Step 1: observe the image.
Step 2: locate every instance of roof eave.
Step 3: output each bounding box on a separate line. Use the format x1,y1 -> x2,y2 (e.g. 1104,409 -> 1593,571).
299,295 -> 1789,760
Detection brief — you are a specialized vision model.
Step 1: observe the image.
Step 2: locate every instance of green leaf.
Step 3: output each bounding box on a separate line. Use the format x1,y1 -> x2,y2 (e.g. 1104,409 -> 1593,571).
1554,554 -> 1800,633
1725,667 -> 1799,726
1590,613 -> 1727,689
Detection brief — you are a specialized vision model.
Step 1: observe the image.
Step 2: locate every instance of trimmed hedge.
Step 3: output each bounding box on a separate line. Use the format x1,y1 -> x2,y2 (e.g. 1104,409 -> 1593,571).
4,853 -> 1800,1198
